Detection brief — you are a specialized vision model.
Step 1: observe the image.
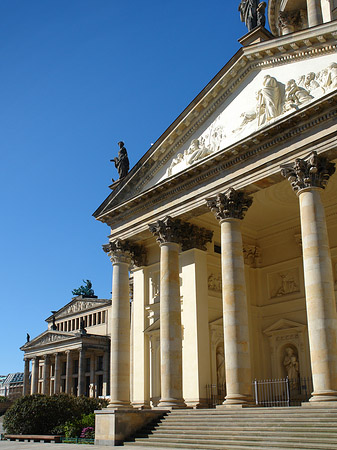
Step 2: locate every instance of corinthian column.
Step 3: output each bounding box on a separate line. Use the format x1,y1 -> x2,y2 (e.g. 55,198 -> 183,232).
281,151 -> 337,402
78,348 -> 85,396
104,239 -> 133,408
207,188 -> 253,406
149,217 -> 186,408
54,353 -> 60,394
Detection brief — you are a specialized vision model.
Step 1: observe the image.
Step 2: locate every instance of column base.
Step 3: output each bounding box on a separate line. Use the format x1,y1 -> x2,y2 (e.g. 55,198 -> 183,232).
107,400 -> 133,409
309,390 -> 337,403
157,398 -> 186,409
217,393 -> 253,408
131,401 -> 151,409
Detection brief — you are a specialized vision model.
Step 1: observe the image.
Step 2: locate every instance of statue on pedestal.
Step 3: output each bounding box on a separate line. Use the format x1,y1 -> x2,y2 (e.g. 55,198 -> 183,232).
111,141 -> 129,180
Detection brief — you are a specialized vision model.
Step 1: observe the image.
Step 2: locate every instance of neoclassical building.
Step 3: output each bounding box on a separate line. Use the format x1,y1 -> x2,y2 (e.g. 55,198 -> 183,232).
93,0 -> 337,420
21,295 -> 111,398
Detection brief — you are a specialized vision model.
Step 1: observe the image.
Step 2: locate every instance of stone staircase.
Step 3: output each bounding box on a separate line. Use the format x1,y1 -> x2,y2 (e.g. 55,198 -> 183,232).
125,407 -> 337,449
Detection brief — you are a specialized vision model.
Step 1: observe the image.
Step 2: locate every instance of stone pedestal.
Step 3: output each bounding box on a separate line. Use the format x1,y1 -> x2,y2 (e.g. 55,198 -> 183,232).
95,409 -> 167,446
207,188 -> 253,406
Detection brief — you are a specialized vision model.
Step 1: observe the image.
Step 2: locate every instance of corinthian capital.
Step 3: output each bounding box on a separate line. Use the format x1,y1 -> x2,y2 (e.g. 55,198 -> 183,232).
281,151 -> 335,194
103,239 -> 146,267
149,216 -> 213,250
206,188 -> 253,221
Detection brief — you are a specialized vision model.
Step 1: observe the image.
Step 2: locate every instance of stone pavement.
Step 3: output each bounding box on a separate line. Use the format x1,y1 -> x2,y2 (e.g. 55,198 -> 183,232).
0,442 -> 189,450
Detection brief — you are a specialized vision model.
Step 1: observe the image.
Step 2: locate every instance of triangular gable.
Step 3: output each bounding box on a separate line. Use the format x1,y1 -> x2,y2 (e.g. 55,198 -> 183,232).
21,330 -> 76,350
93,25 -> 337,222
263,318 -> 306,336
46,297 -> 111,322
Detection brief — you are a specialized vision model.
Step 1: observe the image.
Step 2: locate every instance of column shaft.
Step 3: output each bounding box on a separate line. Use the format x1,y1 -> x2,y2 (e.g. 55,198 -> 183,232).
54,353 -> 60,394
78,349 -> 85,396
31,357 -> 39,394
23,359 -> 30,395
102,351 -> 109,396
42,355 -> 50,395
65,351 -> 72,394
299,188 -> 337,401
109,260 -> 131,407
307,0 -> 323,26
220,219 -> 252,405
158,242 -> 185,408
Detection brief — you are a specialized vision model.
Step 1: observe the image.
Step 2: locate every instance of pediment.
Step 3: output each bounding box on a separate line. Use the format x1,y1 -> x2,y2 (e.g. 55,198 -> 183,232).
21,331 -> 76,350
47,297 -> 110,321
263,318 -> 306,336
94,27 -> 337,223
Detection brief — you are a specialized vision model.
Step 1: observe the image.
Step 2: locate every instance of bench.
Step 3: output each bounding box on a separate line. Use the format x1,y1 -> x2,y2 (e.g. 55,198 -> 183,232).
4,434 -> 61,443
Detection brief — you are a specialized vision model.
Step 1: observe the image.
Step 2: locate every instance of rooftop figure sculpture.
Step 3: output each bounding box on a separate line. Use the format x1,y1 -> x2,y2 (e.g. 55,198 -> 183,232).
239,0 -> 266,32
72,279 -> 95,298
111,141 -> 129,180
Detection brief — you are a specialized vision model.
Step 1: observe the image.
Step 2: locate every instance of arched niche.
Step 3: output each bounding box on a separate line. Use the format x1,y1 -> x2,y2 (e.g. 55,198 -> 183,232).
263,319 -> 311,380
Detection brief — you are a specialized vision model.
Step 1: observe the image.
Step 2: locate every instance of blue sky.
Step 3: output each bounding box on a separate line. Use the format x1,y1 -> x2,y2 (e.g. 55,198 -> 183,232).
0,0 -> 251,374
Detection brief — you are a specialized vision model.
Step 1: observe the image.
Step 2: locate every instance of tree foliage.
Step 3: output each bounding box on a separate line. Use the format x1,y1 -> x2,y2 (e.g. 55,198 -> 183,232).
3,394 -> 108,435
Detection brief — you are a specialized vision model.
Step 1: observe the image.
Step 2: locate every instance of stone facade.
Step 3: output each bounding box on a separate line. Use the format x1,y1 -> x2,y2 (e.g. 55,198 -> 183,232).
21,295 -> 111,398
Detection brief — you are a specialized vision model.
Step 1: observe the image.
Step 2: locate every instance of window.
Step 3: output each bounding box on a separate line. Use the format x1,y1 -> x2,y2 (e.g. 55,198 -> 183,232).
98,312 -> 101,324
85,358 -> 90,373
73,359 -> 79,374
97,355 -> 103,371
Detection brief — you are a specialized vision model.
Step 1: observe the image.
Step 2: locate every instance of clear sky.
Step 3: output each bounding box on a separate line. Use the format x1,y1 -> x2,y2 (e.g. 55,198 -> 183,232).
0,0 -> 253,374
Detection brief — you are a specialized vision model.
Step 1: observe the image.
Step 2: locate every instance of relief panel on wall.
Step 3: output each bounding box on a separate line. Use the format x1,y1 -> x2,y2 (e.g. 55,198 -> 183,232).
268,268 -> 301,300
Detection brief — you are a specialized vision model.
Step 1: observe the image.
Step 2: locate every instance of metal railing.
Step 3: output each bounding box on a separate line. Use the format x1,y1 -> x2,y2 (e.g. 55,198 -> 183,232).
206,377 -> 313,408
253,376 -> 313,407
205,383 -> 226,408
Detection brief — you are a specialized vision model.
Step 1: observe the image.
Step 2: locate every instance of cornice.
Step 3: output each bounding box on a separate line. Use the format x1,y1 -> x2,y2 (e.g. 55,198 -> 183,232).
101,92 -> 337,233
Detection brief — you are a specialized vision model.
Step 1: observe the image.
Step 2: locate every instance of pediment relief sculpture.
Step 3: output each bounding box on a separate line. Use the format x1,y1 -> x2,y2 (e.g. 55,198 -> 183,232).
24,332 -> 74,349
57,300 -> 103,318
164,61 -> 337,181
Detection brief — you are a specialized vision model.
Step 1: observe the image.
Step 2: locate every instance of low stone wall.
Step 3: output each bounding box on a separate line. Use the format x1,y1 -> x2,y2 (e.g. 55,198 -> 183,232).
95,408 -> 168,446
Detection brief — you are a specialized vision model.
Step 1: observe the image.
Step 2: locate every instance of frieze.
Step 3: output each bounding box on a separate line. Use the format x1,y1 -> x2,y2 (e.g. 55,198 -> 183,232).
58,300 -> 100,318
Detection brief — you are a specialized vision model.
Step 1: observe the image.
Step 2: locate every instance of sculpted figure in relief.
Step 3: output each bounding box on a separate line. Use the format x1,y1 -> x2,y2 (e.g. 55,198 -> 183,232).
283,347 -> 299,388
304,72 -> 325,97
284,79 -> 313,111
186,139 -> 213,165
274,273 -> 298,297
257,75 -> 282,125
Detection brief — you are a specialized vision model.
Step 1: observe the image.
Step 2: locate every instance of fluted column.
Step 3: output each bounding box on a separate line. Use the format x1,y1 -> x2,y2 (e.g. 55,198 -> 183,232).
31,356 -> 39,394
23,358 -> 30,395
207,189 -> 253,406
78,348 -> 85,396
307,0 -> 323,26
282,151 -> 337,402
54,353 -> 60,394
65,350 -> 72,394
42,355 -> 50,395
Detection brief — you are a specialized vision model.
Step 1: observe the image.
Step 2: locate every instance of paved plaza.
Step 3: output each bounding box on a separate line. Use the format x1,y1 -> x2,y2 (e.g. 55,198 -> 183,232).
0,442 -> 190,450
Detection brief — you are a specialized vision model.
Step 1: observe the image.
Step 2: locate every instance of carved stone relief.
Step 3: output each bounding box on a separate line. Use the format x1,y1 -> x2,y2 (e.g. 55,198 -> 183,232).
243,245 -> 261,267
208,273 -> 222,292
59,301 -> 99,318
164,61 -> 337,180
32,333 -> 72,347
269,269 -> 300,299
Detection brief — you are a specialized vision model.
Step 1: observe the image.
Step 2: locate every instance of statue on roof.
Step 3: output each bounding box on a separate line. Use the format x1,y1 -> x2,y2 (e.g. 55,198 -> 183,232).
239,0 -> 266,32
111,141 -> 129,180
72,279 -> 95,298
26,333 -> 30,342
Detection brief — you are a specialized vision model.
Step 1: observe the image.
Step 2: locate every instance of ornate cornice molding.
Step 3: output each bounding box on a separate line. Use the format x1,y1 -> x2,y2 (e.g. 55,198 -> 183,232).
280,151 -> 336,193
149,215 -> 213,251
206,188 -> 253,221
103,238 -> 147,267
